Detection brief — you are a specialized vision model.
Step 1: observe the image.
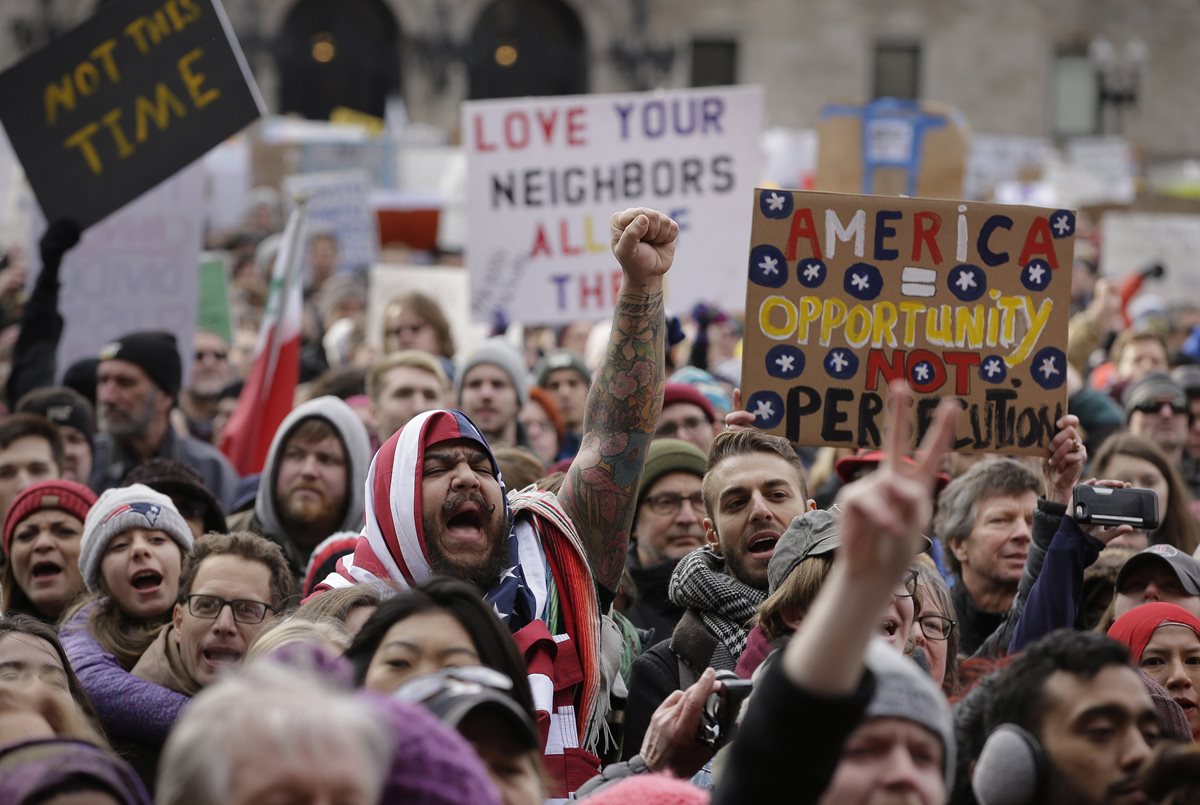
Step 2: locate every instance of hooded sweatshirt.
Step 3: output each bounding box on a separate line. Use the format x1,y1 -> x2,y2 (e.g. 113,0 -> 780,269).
233,396 -> 371,577
315,409 -> 606,799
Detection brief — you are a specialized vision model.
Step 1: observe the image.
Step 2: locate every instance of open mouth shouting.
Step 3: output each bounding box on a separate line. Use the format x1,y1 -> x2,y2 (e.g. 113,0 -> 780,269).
200,643 -> 244,676
29,560 -> 63,586
444,497 -> 489,546
130,568 -> 164,595
746,530 -> 781,561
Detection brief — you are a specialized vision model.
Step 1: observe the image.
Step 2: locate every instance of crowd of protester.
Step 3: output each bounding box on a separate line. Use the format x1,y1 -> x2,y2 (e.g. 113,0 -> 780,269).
2,194 -> 1200,805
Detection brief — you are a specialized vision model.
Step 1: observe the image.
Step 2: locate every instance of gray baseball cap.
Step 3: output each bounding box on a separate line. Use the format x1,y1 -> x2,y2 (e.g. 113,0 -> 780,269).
1116,543 -> 1200,596
767,509 -> 840,595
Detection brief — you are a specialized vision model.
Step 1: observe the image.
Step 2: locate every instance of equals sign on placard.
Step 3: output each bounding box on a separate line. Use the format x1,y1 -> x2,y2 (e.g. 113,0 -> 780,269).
901,267 -> 937,298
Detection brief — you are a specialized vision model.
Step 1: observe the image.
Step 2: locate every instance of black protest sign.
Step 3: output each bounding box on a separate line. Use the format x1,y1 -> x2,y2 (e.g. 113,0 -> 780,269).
0,0 -> 264,229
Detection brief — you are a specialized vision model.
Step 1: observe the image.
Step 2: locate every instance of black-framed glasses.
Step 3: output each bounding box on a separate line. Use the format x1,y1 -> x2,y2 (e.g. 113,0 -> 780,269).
194,349 -> 228,362
643,491 -> 706,517
892,568 -> 918,599
917,614 -> 957,641
185,594 -> 273,624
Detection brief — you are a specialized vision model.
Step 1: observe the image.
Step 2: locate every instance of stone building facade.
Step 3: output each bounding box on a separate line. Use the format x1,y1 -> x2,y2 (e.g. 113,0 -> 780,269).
0,0 -> 1196,158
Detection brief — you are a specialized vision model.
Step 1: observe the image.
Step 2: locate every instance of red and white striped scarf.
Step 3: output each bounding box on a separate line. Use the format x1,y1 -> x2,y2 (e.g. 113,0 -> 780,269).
315,411 -> 605,792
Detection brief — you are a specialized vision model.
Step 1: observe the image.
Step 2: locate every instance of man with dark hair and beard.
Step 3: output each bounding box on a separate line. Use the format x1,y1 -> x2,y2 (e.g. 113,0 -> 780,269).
227,396 -> 371,580
313,207 -> 679,800
977,629 -> 1161,804
92,331 -> 239,509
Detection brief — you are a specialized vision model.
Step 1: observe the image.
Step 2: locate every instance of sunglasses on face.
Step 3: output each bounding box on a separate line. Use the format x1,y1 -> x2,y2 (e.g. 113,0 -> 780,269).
1131,400 -> 1187,416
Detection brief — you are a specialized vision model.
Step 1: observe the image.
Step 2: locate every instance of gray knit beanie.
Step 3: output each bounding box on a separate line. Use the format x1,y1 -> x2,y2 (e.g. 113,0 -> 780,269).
79,484 -> 194,593
454,339 -> 529,406
864,638 -> 956,789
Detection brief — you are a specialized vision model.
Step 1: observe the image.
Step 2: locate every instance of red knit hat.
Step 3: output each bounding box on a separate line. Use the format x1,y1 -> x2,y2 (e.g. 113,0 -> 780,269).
3,479 -> 96,557
663,382 -> 717,423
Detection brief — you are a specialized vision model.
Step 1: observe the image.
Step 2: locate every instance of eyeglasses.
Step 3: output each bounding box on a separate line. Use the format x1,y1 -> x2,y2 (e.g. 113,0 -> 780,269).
643,491 -> 706,516
893,569 -> 918,599
655,417 -> 709,438
185,594 -> 273,624
1131,400 -> 1187,416
194,350 -> 228,362
917,614 -> 957,641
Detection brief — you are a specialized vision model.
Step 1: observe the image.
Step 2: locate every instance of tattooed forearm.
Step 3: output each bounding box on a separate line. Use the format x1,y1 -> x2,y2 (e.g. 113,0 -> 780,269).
561,287 -> 665,591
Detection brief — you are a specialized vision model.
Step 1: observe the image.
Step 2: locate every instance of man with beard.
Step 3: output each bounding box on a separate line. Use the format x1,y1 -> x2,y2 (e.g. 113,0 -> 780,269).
315,207 -> 677,799
620,427 -> 814,758
455,339 -> 529,451
973,629 -> 1161,804
226,396 -> 370,580
91,331 -> 239,510
179,329 -> 232,443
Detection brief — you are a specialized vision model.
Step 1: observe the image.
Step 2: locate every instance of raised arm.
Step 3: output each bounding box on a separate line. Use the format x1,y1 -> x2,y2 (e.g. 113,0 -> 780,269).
559,208 -> 676,591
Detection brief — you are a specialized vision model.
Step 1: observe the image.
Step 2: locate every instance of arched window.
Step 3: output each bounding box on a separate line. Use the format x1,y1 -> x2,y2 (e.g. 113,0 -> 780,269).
467,0 -> 588,100
276,0 -> 401,119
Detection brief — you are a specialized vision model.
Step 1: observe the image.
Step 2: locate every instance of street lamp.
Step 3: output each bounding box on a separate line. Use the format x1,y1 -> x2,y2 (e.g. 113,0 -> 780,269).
609,0 -> 675,91
1089,36 -> 1148,134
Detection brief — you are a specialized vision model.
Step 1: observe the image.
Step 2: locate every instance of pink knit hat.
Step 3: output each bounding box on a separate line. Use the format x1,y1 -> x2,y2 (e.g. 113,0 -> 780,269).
582,774 -> 710,805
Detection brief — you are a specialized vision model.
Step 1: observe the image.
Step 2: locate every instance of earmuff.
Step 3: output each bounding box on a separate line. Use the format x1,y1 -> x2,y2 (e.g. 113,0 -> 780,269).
972,723 -> 1048,805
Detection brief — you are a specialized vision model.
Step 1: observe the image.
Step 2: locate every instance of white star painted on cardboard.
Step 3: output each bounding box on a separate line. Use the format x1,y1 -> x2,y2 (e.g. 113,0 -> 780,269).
775,354 -> 796,373
1053,214 -> 1072,236
984,358 -> 1002,377
803,263 -> 822,281
758,255 -> 780,275
851,273 -> 870,291
955,270 -> 977,292
753,399 -> 776,420
914,363 -> 930,382
1027,264 -> 1046,285
829,351 -> 849,372
1039,356 -> 1060,379
766,192 -> 786,211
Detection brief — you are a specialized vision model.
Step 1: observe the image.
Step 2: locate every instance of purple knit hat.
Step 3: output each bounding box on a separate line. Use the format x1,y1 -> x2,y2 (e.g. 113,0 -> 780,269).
362,692 -> 501,805
0,738 -> 150,804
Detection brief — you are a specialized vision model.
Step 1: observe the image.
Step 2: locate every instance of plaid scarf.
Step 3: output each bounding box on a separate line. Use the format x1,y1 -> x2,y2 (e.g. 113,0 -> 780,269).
668,546 -> 765,660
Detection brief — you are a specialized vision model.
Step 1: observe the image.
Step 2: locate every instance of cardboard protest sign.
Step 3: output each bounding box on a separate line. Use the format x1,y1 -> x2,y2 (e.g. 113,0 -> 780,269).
1102,212 -> 1200,294
463,85 -> 763,325
816,99 -> 968,200
282,171 -> 379,274
0,0 -> 265,230
57,164 -> 205,384
368,264 -> 487,355
741,189 -> 1074,455
964,135 -> 1054,201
